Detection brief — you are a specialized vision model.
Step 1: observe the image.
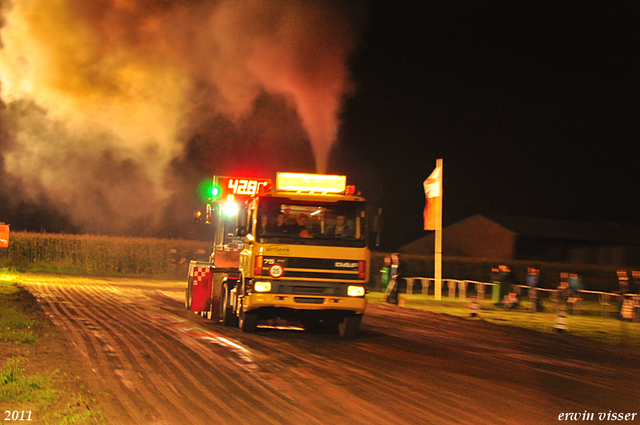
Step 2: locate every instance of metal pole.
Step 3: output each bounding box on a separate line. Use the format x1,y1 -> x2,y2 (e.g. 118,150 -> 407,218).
434,158 -> 443,300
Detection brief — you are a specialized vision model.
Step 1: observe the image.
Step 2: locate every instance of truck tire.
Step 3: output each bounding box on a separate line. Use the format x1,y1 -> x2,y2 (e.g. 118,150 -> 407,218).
220,282 -> 238,327
339,315 -> 361,340
239,310 -> 259,333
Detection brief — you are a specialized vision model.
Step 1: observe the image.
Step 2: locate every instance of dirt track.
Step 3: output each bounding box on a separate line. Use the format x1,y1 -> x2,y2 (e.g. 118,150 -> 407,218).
21,275 -> 640,425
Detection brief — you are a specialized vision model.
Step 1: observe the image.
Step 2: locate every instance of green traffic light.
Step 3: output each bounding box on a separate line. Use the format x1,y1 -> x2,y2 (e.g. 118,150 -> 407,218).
197,179 -> 215,202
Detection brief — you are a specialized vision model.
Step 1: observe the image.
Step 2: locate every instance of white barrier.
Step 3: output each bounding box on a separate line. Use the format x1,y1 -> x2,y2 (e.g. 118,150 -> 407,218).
447,280 -> 457,298
399,280 -> 623,309
403,278 -> 497,299
404,277 -> 432,295
458,280 -> 468,299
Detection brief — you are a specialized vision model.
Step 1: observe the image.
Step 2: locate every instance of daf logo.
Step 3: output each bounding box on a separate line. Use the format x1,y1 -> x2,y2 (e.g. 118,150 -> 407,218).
335,262 -> 358,268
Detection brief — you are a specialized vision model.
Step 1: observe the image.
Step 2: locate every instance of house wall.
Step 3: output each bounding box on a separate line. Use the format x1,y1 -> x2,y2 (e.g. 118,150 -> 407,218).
401,215 -> 517,260
400,214 -> 640,267
444,215 -> 516,259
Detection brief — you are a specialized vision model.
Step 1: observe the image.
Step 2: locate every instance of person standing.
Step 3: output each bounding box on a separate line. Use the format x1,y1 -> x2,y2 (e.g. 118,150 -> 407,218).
631,271 -> 640,294
617,270 -> 629,294
557,277 -> 570,307
490,267 -> 501,304
526,267 -> 540,312
380,256 -> 391,292
498,265 -> 512,302
526,267 -> 539,288
617,270 -> 629,318
385,253 -> 405,305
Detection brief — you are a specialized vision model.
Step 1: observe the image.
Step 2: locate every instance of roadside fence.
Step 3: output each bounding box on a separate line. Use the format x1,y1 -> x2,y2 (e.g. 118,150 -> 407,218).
402,276 -> 640,319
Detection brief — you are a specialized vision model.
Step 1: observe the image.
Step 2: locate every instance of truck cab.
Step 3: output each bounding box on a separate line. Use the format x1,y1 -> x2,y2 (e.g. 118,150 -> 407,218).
186,173 -> 369,339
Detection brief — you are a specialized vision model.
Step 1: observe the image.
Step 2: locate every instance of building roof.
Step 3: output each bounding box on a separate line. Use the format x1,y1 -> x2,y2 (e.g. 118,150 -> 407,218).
484,214 -> 640,245
400,214 -> 640,253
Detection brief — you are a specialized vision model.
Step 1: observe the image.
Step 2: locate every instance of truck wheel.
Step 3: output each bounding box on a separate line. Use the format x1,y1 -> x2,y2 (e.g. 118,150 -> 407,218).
185,277 -> 193,310
239,311 -> 259,333
220,282 -> 238,327
339,315 -> 361,340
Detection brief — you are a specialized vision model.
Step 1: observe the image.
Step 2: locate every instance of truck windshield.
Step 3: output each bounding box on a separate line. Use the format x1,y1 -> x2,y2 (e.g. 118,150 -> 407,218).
256,197 -> 367,247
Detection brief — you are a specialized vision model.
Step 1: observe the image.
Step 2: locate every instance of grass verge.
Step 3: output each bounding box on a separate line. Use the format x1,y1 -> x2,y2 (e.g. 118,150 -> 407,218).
0,272 -> 105,424
367,292 -> 640,347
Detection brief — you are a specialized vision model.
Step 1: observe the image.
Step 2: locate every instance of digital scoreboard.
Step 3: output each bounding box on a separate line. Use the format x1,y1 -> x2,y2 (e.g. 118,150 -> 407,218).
213,176 -> 272,200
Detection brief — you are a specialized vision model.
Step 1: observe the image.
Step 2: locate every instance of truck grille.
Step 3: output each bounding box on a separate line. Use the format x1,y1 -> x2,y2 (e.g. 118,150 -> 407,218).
263,256 -> 360,281
294,297 -> 325,304
293,286 -> 329,294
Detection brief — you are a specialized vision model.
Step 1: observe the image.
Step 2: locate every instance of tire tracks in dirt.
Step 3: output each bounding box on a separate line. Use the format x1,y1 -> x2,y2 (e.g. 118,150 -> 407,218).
65,282 -> 300,424
23,276 -> 640,425
31,282 -> 149,424
25,278 -> 322,425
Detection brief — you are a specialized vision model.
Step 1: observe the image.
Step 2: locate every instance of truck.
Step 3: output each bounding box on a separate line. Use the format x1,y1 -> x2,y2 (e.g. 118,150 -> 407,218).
185,172 -> 369,339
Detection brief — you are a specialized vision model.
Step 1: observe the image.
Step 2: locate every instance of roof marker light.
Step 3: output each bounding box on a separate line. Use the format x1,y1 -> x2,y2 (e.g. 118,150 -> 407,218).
276,172 -> 346,193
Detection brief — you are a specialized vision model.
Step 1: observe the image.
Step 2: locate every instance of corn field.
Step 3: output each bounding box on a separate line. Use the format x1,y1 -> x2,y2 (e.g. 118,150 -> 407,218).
0,232 -> 211,277
1,232 -> 622,289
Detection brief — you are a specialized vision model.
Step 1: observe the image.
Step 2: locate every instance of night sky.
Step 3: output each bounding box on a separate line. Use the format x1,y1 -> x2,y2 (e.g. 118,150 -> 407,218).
334,1 -> 640,250
0,1 -> 638,252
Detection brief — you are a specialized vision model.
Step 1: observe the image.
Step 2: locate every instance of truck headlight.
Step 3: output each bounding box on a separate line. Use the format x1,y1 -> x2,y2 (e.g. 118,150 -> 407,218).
254,281 -> 272,292
347,285 -> 365,297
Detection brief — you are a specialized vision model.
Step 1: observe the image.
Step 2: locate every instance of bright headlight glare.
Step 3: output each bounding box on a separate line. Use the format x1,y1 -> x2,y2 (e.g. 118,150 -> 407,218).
222,200 -> 239,217
347,285 -> 365,297
254,281 -> 271,292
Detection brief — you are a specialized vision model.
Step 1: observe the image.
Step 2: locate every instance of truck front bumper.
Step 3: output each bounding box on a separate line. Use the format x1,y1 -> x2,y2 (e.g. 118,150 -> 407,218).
244,293 -> 366,314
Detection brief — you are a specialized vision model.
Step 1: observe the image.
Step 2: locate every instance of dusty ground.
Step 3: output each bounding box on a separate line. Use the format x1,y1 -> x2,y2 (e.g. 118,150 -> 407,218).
7,274 -> 640,424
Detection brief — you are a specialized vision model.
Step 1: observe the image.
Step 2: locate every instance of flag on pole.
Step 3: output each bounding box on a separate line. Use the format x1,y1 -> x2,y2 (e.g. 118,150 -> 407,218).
423,164 -> 442,231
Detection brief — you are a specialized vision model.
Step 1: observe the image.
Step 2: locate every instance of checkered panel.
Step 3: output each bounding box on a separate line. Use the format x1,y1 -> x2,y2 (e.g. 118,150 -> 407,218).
192,267 -> 211,286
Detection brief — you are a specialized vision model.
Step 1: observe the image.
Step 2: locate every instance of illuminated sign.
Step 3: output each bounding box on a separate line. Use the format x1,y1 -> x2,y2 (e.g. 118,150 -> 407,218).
213,176 -> 272,199
0,224 -> 9,249
276,173 -> 346,193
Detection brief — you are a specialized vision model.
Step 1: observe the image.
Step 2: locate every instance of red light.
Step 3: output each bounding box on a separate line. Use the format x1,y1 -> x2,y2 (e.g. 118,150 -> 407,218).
359,261 -> 366,280
345,185 -> 356,195
254,255 -> 263,276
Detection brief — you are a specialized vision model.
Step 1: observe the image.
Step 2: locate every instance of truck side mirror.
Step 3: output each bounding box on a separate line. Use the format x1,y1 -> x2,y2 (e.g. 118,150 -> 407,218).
193,210 -> 203,224
205,204 -> 214,224
194,204 -> 215,225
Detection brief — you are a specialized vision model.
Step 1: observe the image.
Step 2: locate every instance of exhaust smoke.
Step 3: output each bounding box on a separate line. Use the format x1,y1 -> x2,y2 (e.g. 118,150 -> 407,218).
0,0 -> 361,234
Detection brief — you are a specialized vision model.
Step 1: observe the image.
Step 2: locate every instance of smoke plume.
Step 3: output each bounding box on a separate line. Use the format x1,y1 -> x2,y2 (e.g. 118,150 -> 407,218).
0,0 -> 360,235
